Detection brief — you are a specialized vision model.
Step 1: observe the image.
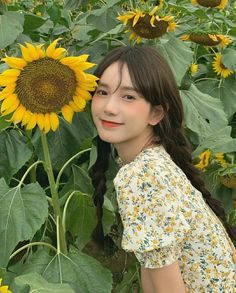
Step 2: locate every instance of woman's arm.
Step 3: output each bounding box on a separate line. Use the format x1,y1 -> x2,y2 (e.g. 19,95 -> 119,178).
141,261 -> 187,293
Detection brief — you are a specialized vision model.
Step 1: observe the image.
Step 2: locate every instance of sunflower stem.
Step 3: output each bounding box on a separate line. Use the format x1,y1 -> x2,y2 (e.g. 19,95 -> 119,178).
40,131 -> 68,254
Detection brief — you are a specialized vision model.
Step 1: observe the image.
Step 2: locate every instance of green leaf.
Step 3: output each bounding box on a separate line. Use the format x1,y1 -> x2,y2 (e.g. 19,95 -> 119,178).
86,5 -> 118,32
0,12 -> 24,49
222,49 -> 236,71
0,130 -> 32,184
0,116 -> 11,130
156,37 -> 193,86
0,179 -> 48,267
66,191 -> 96,249
181,85 -> 228,141
15,272 -> 75,293
195,77 -> 236,119
90,24 -> 123,44
23,13 -> 46,32
14,248 -> 112,293
72,165 -> 94,195
72,23 -> 95,42
193,127 -> 236,156
64,0 -> 86,10
212,76 -> 236,118
32,112 -> 94,170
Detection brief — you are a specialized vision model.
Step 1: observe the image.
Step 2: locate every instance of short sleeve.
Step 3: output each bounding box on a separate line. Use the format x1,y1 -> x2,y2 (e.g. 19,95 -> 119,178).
114,159 -> 191,266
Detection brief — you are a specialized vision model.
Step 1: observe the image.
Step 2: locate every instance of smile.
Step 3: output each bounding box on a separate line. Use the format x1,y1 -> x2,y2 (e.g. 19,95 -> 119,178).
100,119 -> 124,128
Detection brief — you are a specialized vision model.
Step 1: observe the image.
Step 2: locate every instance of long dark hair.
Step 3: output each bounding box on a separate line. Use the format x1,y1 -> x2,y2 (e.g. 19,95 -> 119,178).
90,45 -> 236,245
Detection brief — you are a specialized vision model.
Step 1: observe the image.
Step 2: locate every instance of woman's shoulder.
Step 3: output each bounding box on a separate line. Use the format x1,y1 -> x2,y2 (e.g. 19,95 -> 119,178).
114,145 -> 173,184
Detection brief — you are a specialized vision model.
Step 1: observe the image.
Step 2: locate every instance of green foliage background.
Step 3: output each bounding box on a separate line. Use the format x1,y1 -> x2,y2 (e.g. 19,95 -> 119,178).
0,0 -> 236,292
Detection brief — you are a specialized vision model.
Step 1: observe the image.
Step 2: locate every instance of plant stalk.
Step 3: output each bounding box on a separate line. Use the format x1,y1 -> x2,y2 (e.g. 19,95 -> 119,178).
40,131 -> 67,254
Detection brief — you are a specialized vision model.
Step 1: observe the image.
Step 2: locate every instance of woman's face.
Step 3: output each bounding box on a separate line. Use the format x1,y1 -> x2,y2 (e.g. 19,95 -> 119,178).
91,62 -> 162,153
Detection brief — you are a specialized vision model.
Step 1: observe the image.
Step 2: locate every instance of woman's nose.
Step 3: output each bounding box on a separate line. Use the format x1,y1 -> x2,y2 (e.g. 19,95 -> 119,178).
103,95 -> 119,115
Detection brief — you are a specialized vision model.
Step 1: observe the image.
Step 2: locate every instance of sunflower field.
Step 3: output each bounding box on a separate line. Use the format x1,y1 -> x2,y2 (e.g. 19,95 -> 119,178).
0,0 -> 235,292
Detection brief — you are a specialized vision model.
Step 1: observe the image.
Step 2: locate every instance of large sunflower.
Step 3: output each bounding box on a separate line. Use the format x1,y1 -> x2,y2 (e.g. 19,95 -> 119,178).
117,5 -> 176,42
191,0 -> 227,9
181,33 -> 232,48
0,278 -> 11,293
212,53 -> 233,78
0,39 -> 98,133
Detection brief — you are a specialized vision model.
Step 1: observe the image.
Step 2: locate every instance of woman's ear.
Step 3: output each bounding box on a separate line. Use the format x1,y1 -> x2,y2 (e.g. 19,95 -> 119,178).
149,105 -> 164,126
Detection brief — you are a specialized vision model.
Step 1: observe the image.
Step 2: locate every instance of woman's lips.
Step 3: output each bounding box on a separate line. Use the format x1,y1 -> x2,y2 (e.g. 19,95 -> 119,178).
100,119 -> 123,128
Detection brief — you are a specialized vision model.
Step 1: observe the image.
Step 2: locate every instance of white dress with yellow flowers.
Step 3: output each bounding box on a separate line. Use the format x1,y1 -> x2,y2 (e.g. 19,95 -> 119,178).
113,145 -> 236,292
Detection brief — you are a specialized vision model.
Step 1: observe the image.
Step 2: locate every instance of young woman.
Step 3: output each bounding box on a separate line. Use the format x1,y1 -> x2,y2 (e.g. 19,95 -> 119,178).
90,45 -> 236,292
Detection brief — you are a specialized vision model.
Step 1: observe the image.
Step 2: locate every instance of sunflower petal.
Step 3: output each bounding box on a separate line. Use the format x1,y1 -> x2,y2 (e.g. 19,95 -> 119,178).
2,56 -> 27,69
49,112 -> 59,131
61,105 -> 74,123
60,55 -> 89,65
44,113 -> 51,133
20,44 -> 34,62
0,76 -> 17,86
25,42 -> 40,61
26,113 -> 37,130
1,98 -> 20,116
36,45 -> 45,58
73,96 -> 86,110
52,48 -> 67,60
69,101 -> 80,112
21,110 -> 32,126
37,113 -> 45,130
46,38 -> 61,58
0,85 -> 16,101
1,69 -> 21,77
1,94 -> 17,111
11,105 -> 26,123
76,88 -> 92,101
69,61 -> 96,71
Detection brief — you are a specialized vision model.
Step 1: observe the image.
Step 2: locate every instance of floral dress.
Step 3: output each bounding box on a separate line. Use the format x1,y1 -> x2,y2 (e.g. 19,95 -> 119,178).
113,145 -> 236,292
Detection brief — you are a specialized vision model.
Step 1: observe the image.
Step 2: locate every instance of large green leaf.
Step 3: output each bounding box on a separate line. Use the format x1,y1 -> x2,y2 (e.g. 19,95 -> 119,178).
65,191 -> 96,249
0,130 -> 32,184
71,165 -> 94,195
0,179 -> 48,267
32,112 -> 94,170
0,12 -> 24,49
222,48 -> 236,71
181,85 -> 228,141
13,248 -> 112,293
194,76 -> 236,119
15,273 -> 75,293
86,3 -> 119,33
156,37 -> 193,86
193,127 -> 236,156
212,76 -> 236,118
23,13 -> 47,32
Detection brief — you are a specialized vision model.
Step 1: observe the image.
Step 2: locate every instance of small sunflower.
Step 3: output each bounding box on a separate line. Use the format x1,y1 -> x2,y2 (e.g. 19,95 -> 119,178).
0,39 -> 98,133
195,149 -> 211,171
212,53 -> 234,78
190,63 -> 199,76
215,152 -> 228,167
117,9 -> 176,42
191,0 -> 227,9
181,33 -> 232,48
0,278 -> 11,293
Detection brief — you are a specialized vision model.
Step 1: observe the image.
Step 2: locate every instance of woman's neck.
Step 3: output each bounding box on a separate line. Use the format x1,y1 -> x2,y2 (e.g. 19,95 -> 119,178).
114,136 -> 156,164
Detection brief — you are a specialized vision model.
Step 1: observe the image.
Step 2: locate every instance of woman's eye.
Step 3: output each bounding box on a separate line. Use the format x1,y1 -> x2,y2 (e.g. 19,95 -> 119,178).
123,95 -> 135,101
96,89 -> 107,95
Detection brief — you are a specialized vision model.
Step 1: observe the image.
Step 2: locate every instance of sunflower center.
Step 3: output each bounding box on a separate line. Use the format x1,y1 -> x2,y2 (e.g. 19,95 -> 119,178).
15,58 -> 77,113
197,0 -> 221,7
130,14 -> 168,38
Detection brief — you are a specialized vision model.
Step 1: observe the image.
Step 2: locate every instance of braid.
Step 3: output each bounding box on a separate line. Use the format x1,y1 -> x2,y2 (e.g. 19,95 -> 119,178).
90,137 -> 111,247
156,117 -> 236,242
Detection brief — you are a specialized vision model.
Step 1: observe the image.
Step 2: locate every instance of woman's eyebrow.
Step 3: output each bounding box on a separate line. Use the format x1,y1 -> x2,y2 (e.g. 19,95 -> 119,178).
98,82 -> 140,93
